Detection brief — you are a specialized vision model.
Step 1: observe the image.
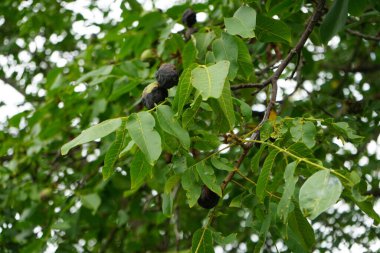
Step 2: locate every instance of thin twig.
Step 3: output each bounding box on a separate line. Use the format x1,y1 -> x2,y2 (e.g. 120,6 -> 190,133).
346,29 -> 380,41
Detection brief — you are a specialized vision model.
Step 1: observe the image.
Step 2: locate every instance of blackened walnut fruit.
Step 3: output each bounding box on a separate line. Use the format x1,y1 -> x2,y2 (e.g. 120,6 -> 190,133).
142,82 -> 168,109
182,8 -> 197,28
197,185 -> 220,209
155,63 -> 179,89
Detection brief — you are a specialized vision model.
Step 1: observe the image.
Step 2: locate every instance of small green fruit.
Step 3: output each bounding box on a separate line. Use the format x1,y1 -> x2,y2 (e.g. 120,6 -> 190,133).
197,185 -> 220,209
155,63 -> 179,89
142,82 -> 168,109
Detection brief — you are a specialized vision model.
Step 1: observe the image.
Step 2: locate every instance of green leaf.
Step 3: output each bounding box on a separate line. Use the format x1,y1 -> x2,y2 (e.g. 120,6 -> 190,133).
182,96 -> 202,129
126,111 -> 162,165
193,32 -> 216,61
210,157 -> 233,171
260,121 -> 273,141
331,122 -> 363,142
254,207 -> 272,253
81,193 -> 101,214
320,0 -> 349,43
156,105 -> 190,149
162,192 -> 174,217
183,40 -> 197,69
216,81 -> 235,130
256,149 -> 280,202
61,118 -> 122,155
235,37 -> 254,80
196,163 -> 222,197
256,15 -> 291,43
286,142 -> 313,158
290,120 -> 316,149
277,161 -> 298,222
299,170 -> 343,219
172,66 -> 195,115
130,150 -> 152,189
212,32 -> 238,80
225,6 -> 256,38
191,61 -> 230,100
191,228 -> 214,253
76,65 -> 113,84
287,207 -> 316,252
251,145 -> 266,173
182,169 -> 201,207
102,118 -> 127,180
213,231 -> 237,245
164,174 -> 181,194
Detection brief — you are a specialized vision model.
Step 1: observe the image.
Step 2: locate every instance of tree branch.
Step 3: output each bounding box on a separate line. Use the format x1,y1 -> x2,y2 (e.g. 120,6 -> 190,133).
346,29 -> 380,41
221,0 -> 327,192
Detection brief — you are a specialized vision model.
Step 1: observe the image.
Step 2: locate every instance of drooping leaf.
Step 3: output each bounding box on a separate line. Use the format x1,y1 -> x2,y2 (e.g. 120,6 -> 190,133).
192,228 -> 214,253
320,0 -> 349,43
126,111 -> 162,165
102,118 -> 127,180
196,162 -> 222,197
191,61 -> 230,100
256,149 -> 280,202
130,150 -> 152,189
299,170 -> 343,219
61,118 -> 122,155
277,161 -> 299,222
225,6 -> 256,38
156,105 -> 190,149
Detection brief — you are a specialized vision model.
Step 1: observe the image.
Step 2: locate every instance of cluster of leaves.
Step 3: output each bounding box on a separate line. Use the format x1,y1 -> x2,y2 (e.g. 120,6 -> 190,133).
1,0 -> 380,252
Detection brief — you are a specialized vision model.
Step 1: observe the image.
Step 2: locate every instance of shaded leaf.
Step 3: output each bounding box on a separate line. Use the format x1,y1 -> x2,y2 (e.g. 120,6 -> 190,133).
256,15 -> 291,43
